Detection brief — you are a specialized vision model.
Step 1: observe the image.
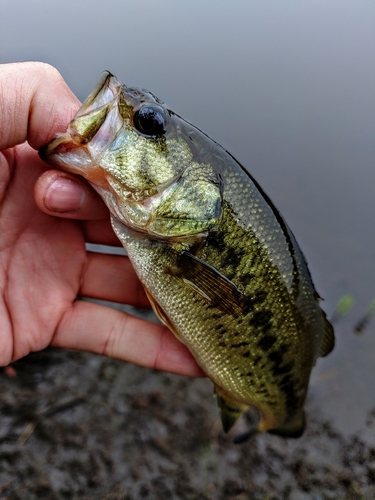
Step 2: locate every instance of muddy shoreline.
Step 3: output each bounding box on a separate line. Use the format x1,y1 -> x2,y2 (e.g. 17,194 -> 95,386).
1,344 -> 374,499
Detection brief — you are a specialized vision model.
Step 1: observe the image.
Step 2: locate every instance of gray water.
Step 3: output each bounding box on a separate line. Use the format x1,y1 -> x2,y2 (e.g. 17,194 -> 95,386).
2,0 -> 375,439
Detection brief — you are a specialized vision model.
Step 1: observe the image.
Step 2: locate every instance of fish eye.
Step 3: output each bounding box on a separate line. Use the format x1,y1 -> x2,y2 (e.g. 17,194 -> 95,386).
133,104 -> 168,137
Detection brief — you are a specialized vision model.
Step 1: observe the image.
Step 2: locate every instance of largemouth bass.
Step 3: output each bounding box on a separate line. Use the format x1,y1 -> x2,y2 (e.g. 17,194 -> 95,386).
40,72 -> 334,438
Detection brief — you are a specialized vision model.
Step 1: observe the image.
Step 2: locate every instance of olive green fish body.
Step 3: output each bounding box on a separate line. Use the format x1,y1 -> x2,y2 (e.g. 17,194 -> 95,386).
112,162 -> 324,435
40,72 -> 334,437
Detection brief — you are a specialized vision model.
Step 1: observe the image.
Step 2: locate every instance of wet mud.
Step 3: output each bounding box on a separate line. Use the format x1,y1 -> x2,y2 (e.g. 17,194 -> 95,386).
0,319 -> 374,499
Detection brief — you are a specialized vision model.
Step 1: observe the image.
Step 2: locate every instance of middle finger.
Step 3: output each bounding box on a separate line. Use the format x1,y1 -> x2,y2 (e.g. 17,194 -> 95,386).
80,251 -> 150,309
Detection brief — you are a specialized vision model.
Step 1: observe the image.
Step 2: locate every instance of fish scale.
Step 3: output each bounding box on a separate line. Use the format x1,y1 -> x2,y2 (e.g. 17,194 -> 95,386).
40,71 -> 334,438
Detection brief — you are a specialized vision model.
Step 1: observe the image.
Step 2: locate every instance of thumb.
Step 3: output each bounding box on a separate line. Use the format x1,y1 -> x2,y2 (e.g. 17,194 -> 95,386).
0,62 -> 80,151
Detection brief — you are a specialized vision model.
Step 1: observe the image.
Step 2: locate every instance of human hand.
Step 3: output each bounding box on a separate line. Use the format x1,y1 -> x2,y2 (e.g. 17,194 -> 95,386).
0,62 -> 203,377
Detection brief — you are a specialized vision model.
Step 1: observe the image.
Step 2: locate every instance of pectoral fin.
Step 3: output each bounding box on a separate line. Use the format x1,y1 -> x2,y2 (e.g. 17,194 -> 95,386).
176,251 -> 251,316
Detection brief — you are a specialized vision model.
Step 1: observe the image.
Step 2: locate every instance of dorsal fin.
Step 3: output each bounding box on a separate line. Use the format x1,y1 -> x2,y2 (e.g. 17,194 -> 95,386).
319,315 -> 335,357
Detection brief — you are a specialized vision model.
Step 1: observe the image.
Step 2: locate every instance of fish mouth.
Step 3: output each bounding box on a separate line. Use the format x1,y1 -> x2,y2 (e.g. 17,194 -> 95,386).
39,71 -> 123,176
75,71 -> 122,119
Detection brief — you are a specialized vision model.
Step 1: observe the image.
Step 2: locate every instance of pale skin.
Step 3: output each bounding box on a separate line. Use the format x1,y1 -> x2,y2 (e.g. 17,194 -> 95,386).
0,61 -> 203,377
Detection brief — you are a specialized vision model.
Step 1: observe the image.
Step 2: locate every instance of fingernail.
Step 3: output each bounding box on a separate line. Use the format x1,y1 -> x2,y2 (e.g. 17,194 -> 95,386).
44,177 -> 86,213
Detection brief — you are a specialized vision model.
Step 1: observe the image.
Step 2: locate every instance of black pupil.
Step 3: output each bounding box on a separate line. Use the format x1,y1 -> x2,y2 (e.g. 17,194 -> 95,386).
133,105 -> 166,136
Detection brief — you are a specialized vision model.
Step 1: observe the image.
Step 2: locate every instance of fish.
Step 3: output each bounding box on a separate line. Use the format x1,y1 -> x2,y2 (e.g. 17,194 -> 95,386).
40,72 -> 334,439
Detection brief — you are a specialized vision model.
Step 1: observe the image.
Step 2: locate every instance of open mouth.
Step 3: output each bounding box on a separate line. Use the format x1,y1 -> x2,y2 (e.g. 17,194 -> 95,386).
39,72 -> 123,174
74,71 -> 122,120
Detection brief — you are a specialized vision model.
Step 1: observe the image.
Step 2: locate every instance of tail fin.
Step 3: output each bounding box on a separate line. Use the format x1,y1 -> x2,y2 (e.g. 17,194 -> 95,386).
267,410 -> 305,438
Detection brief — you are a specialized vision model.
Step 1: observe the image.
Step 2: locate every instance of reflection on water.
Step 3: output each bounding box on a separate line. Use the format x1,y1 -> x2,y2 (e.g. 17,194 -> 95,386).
2,0 -> 375,439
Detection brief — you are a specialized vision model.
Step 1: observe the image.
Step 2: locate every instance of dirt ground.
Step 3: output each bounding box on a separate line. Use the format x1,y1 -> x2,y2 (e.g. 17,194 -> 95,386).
1,307 -> 375,499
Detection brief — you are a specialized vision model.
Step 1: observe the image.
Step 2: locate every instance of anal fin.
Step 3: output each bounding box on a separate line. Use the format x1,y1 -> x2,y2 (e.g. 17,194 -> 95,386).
233,428 -> 259,444
215,386 -> 248,433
